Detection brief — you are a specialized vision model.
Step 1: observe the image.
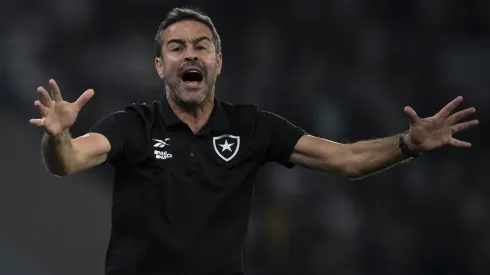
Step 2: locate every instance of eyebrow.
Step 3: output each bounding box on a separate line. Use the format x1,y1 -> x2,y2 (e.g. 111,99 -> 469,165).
167,36 -> 212,46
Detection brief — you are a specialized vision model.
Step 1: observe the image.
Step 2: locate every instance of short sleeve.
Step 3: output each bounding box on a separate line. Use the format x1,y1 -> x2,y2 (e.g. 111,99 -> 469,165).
88,109 -> 142,164
260,111 -> 306,168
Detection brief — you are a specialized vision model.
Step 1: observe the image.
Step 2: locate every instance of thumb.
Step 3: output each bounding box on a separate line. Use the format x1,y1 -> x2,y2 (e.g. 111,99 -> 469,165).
74,89 -> 95,111
404,106 -> 419,125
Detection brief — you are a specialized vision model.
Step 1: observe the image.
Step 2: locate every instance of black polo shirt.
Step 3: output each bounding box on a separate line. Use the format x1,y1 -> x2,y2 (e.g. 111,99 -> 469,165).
88,97 -> 306,275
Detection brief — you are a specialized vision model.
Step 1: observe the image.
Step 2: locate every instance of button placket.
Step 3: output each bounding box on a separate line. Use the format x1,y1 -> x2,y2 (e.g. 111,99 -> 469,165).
188,139 -> 199,160
186,139 -> 201,175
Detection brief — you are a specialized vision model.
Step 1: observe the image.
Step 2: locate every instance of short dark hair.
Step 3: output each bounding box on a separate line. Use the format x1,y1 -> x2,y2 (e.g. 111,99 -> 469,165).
154,7 -> 222,57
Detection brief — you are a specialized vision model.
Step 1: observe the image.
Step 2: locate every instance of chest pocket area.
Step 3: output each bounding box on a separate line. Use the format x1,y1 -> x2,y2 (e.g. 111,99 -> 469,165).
202,133 -> 261,185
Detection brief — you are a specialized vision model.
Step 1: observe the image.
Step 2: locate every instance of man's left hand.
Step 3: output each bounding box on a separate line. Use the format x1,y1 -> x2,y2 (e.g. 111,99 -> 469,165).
403,96 -> 479,152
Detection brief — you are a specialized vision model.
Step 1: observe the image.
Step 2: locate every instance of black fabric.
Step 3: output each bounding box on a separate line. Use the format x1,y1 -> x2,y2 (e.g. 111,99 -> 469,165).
88,98 -> 306,275
260,110 -> 307,168
89,108 -> 146,164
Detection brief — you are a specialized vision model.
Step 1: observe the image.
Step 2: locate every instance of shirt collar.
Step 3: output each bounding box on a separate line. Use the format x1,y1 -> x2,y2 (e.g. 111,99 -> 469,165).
159,96 -> 229,134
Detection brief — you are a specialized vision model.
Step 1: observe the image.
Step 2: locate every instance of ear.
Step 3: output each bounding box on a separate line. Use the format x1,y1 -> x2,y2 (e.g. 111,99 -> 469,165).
155,57 -> 164,79
216,52 -> 222,76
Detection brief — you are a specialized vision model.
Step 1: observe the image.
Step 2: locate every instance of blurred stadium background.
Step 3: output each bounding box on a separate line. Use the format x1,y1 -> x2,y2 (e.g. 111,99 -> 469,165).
0,0 -> 488,275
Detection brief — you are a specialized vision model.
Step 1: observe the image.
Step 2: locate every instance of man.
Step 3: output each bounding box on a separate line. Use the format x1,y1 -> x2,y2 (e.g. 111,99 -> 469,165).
29,7 -> 478,275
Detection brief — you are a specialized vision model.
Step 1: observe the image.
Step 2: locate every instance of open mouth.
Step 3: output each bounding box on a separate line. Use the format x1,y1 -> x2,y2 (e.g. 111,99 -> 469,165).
180,67 -> 204,87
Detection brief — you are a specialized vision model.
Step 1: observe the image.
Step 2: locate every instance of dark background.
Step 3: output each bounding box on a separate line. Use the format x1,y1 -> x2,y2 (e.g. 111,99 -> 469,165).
0,1 -> 488,275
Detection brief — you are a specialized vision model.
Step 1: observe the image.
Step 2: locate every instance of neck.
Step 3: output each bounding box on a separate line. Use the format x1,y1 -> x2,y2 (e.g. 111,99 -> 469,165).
166,92 -> 215,134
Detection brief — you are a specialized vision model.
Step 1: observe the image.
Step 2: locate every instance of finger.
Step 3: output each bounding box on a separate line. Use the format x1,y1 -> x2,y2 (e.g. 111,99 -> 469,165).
404,106 -> 419,124
49,79 -> 63,102
29,118 -> 44,127
37,86 -> 52,107
447,107 -> 476,124
448,137 -> 472,148
74,89 -> 95,111
452,119 -> 479,134
437,96 -> 463,118
34,100 -> 49,116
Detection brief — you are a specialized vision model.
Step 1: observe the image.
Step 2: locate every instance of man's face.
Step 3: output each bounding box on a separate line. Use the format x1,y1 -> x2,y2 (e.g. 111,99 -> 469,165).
155,20 -> 222,106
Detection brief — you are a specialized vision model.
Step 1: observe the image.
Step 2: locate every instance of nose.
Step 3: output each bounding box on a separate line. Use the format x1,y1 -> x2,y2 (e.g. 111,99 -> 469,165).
183,47 -> 198,62
184,56 -> 198,62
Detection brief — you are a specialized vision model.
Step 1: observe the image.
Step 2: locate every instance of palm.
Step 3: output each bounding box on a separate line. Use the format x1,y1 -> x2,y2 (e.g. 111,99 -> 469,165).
42,102 -> 79,135
404,96 -> 479,151
30,79 -> 94,136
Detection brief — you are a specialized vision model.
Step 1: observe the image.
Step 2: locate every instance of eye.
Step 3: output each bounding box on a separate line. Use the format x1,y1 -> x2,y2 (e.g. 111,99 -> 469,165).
172,47 -> 183,52
196,46 -> 206,51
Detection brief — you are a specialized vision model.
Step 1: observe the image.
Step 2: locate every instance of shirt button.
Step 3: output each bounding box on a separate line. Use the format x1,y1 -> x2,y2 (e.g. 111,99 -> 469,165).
190,152 -> 195,157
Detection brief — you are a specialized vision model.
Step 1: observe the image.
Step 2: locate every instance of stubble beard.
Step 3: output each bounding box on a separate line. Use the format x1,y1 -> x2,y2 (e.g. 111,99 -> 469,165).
164,77 -> 216,108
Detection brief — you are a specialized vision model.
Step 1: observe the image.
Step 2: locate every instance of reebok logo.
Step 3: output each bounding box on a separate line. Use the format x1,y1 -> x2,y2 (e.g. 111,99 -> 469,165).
153,138 -> 170,148
153,138 -> 172,160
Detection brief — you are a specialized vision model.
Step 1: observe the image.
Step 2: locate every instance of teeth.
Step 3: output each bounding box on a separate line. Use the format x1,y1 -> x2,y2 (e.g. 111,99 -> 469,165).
184,69 -> 200,74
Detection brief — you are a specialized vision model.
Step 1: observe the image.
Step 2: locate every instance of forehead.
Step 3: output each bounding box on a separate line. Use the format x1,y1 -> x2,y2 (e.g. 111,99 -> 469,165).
162,20 -> 213,43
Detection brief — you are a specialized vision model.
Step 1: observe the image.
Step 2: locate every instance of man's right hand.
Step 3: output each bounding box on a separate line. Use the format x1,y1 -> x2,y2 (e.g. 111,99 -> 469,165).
29,79 -> 94,136
30,79 -> 112,176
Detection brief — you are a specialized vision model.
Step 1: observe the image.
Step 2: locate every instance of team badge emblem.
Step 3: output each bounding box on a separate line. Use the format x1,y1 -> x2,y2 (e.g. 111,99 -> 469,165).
213,134 -> 240,162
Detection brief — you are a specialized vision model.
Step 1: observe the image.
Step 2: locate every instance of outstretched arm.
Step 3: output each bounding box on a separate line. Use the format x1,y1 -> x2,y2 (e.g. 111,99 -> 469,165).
290,134 -> 410,179
290,96 -> 479,179
40,131 -> 111,176
30,79 -> 111,176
